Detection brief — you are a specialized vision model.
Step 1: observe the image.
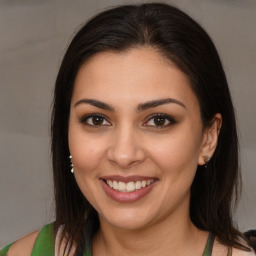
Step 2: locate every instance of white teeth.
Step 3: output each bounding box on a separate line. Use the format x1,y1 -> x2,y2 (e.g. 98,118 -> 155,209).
107,180 -> 113,188
118,181 -> 126,191
113,181 -> 118,189
135,181 -> 142,190
127,182 -> 135,192
105,179 -> 154,192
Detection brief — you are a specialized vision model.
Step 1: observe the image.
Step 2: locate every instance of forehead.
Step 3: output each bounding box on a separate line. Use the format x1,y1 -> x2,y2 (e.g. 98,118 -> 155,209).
72,47 -> 199,110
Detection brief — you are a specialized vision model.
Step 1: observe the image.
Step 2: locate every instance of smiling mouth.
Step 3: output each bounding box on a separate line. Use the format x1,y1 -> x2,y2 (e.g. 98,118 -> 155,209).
103,179 -> 155,193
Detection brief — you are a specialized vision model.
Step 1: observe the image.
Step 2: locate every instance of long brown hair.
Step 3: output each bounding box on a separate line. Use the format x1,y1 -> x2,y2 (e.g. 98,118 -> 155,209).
51,3 -> 251,255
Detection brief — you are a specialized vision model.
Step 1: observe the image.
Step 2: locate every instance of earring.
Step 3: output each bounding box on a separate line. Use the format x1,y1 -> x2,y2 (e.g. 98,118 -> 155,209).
203,155 -> 210,168
69,155 -> 74,173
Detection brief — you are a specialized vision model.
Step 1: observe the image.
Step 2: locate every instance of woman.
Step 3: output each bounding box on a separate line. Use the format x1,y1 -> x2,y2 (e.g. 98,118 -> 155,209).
1,3 -> 255,256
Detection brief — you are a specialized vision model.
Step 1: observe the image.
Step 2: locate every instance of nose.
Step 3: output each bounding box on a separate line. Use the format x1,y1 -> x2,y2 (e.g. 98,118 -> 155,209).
107,126 -> 146,169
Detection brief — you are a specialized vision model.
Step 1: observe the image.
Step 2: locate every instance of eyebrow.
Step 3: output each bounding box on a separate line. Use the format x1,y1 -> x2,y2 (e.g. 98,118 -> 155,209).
137,98 -> 186,111
74,98 -> 186,111
74,99 -> 115,111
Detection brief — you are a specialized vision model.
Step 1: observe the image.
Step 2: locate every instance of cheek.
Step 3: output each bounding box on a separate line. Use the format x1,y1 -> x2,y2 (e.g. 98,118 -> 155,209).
147,129 -> 202,178
68,126 -> 105,174
69,131 -> 105,207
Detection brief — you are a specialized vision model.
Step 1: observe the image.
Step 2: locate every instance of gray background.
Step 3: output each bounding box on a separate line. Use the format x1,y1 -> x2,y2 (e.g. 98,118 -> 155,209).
0,0 -> 255,248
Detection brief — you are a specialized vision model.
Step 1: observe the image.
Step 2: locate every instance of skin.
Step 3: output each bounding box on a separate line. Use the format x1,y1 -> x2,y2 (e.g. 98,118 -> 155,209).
7,47 -> 253,256
68,46 -> 222,256
7,231 -> 253,256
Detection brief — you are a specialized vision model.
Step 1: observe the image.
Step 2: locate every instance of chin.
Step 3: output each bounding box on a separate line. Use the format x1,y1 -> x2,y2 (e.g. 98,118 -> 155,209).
99,208 -> 154,231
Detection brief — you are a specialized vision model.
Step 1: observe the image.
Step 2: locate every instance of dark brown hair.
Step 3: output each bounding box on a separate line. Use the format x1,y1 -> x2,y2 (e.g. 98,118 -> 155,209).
51,3 -> 251,255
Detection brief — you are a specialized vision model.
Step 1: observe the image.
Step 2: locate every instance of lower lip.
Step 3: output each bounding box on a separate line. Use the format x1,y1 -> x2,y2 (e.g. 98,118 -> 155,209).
100,179 -> 156,203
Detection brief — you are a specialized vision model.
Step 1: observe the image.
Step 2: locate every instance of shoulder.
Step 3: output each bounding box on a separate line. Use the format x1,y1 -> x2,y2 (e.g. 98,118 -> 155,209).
232,247 -> 255,256
7,230 -> 40,256
212,237 -> 255,256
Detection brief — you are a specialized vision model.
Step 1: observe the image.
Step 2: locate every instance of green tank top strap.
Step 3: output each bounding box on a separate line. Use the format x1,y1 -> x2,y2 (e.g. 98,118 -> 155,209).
1,227 -> 212,256
0,243 -> 14,256
31,223 -> 91,256
0,223 -> 55,256
202,232 -> 215,256
31,223 -> 55,256
0,224 -> 55,256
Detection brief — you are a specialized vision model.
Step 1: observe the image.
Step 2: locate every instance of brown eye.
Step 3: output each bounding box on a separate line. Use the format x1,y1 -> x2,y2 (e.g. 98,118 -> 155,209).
92,116 -> 104,125
153,116 -> 166,126
144,114 -> 176,128
80,114 -> 111,126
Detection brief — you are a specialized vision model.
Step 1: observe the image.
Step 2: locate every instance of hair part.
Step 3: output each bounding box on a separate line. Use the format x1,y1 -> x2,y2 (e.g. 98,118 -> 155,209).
51,3 -> 250,255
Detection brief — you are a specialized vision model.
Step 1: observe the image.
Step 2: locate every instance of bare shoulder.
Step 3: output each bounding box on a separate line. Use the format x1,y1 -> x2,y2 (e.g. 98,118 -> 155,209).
232,247 -> 255,256
7,230 -> 40,256
212,238 -> 255,256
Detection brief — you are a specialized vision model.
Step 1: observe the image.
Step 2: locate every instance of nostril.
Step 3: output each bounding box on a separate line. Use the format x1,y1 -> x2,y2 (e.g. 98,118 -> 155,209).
107,144 -> 146,168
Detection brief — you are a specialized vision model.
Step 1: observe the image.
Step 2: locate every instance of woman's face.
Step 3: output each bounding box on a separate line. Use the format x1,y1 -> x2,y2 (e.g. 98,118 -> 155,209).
69,47 -> 208,231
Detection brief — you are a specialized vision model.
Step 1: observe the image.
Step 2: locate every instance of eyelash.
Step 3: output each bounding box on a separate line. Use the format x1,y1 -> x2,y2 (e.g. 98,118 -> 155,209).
79,113 -> 176,128
143,114 -> 176,128
79,114 -> 110,127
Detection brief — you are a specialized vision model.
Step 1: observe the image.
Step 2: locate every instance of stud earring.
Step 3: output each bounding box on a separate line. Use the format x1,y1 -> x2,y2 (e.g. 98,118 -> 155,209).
203,155 -> 210,168
69,155 -> 74,173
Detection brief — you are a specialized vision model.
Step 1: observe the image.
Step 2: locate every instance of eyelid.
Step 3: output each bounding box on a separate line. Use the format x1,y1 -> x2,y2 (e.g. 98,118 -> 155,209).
78,113 -> 176,128
79,113 -> 111,127
143,113 -> 176,128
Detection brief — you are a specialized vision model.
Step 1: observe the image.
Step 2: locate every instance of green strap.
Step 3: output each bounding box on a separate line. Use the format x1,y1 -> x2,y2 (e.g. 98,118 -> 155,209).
0,224 -> 92,256
0,231 -> 213,256
31,223 -> 91,256
202,232 -> 214,256
84,246 -> 92,256
31,223 -> 55,256
0,243 -> 14,256
0,224 -> 55,256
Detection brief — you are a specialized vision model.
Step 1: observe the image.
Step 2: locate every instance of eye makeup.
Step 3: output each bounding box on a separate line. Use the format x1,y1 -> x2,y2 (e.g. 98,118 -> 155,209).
78,112 -> 177,130
143,113 -> 177,128
78,113 -> 111,127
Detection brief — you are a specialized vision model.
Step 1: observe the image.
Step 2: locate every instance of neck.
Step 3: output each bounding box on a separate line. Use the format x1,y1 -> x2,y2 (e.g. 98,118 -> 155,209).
92,210 -> 208,256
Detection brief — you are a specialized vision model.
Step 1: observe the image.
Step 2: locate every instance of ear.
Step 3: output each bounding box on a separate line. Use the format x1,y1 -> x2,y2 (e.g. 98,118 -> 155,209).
198,113 -> 222,166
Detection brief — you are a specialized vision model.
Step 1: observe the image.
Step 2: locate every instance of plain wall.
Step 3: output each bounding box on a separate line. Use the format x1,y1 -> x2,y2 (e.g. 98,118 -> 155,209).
0,0 -> 255,247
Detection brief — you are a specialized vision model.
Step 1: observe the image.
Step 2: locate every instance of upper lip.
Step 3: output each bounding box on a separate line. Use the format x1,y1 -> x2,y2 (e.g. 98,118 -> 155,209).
100,175 -> 157,183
